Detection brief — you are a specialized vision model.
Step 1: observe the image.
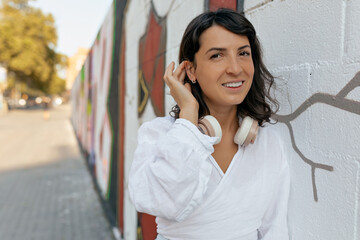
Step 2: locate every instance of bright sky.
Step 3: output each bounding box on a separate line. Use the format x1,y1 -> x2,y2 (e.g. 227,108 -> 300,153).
30,0 -> 113,57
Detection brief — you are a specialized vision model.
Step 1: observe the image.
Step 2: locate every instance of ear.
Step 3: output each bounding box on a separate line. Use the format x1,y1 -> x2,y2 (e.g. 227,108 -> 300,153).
184,61 -> 196,82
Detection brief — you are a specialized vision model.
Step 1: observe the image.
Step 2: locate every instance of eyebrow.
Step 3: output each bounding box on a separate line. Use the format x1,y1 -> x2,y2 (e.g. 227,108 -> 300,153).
205,45 -> 251,54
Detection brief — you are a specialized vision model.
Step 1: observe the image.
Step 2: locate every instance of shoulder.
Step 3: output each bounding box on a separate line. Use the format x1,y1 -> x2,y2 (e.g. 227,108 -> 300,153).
258,123 -> 284,149
140,116 -> 175,130
255,123 -> 287,169
137,116 -> 176,142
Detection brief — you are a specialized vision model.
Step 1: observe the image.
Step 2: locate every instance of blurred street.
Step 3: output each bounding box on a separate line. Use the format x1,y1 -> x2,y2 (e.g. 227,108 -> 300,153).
0,104 -> 115,240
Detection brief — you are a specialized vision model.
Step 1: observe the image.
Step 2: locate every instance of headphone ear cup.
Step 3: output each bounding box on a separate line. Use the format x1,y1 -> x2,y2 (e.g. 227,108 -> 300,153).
198,115 -> 222,144
243,121 -> 259,146
234,116 -> 259,146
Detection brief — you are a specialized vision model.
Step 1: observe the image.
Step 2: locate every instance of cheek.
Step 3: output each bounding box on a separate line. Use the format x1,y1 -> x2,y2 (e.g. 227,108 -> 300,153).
195,61 -> 222,77
246,61 -> 255,78
194,66 -> 211,84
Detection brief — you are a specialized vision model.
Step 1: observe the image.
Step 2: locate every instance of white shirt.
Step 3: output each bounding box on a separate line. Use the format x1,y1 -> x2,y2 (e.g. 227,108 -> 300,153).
129,117 -> 290,240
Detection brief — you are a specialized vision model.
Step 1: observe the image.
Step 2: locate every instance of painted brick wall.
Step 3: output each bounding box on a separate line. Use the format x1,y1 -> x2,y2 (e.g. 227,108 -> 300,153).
245,1 -> 360,239
115,0 -> 360,239
124,1 -> 206,239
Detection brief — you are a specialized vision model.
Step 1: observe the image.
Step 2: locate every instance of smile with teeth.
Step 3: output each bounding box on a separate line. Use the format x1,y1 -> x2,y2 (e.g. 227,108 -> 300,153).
222,81 -> 243,88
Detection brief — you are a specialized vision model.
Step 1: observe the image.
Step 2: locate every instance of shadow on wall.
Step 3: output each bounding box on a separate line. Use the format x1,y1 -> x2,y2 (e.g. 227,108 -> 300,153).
274,71 -> 360,202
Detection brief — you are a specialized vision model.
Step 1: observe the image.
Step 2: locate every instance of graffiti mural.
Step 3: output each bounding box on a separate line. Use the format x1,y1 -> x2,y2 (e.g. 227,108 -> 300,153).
71,0 -> 128,235
114,0 -> 128,234
138,2 -> 167,117
205,0 -> 244,12
71,0 -> 360,238
136,2 -> 167,239
91,5 -> 114,198
135,1 -> 248,239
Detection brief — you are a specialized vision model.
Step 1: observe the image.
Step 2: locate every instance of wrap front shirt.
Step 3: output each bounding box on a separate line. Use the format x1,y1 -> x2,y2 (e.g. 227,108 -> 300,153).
129,117 -> 290,240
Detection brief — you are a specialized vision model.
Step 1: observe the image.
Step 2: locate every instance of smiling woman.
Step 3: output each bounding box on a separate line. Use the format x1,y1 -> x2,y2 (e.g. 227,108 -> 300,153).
187,25 -> 254,113
129,8 -> 290,240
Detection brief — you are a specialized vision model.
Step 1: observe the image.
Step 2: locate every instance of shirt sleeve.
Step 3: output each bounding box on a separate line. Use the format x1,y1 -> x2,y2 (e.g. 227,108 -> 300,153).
258,146 -> 290,240
128,117 -> 218,222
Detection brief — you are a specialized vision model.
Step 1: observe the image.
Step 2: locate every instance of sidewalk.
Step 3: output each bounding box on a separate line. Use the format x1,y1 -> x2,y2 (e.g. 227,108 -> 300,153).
0,104 -> 115,240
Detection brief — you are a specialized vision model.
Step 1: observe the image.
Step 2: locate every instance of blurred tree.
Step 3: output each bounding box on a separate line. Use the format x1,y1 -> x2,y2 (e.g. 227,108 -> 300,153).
0,0 -> 67,95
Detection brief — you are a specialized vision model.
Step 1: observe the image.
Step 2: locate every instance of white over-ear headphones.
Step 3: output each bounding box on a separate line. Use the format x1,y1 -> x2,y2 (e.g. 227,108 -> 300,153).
198,115 -> 259,146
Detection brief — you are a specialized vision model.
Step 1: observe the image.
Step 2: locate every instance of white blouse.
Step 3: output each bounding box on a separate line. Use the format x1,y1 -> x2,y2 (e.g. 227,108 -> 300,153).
129,117 -> 290,240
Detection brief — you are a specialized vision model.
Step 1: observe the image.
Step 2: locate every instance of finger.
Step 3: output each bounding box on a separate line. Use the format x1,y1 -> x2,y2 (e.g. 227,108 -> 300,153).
163,61 -> 175,84
164,61 -> 175,78
173,61 -> 186,80
178,68 -> 186,84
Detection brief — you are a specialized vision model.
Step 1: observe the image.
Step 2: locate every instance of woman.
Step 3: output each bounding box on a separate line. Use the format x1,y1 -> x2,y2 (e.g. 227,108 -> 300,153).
129,8 -> 290,240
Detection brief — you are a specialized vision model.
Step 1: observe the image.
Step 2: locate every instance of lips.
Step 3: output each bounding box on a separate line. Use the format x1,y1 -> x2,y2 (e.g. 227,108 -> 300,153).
222,81 -> 244,88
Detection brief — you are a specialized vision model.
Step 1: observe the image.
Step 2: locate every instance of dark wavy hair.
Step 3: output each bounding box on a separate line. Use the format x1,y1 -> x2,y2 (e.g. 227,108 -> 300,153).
170,8 -> 278,126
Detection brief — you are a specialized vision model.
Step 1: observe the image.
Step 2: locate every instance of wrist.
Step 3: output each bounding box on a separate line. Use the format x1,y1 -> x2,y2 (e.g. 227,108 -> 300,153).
179,106 -> 199,126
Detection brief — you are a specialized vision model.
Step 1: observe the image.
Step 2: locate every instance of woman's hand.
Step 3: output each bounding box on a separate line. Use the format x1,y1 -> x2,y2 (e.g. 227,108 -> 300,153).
163,61 -> 199,125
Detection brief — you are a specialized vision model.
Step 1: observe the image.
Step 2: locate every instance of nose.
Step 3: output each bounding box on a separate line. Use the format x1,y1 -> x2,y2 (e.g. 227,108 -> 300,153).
226,55 -> 242,75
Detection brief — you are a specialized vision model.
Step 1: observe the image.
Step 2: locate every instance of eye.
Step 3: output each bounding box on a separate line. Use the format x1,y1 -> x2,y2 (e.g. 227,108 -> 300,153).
239,51 -> 251,57
210,53 -> 222,59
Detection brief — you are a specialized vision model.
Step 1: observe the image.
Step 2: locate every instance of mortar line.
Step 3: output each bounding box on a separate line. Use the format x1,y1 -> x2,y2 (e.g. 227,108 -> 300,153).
340,0 -> 347,62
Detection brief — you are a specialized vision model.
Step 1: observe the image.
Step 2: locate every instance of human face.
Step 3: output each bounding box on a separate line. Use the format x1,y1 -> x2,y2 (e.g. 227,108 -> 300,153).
191,25 -> 254,112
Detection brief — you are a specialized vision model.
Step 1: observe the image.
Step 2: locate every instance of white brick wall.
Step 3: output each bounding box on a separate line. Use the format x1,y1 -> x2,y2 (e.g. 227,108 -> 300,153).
245,0 -> 360,239
123,1 -> 360,239
344,0 -> 360,62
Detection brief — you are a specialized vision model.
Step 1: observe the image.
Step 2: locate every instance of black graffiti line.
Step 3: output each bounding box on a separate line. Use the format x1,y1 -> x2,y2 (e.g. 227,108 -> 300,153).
283,121 -> 333,170
277,93 -> 360,122
274,71 -> 360,202
282,120 -> 333,202
336,71 -> 360,98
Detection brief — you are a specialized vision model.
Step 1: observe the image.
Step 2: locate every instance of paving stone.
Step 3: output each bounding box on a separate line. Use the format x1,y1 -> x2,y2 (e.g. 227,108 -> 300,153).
0,105 -> 114,240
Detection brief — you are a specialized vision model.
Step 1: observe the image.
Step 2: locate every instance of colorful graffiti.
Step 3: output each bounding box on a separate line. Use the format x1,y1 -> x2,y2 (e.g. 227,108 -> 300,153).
135,0 -> 243,238
136,2 -> 167,238
71,0 -> 128,236
72,0 -> 360,240
138,3 -> 167,117
91,4 -> 114,198
114,0 -> 128,233
205,0 -> 244,11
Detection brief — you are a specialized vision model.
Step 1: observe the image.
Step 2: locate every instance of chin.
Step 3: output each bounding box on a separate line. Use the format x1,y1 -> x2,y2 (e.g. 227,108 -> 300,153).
229,98 -> 246,106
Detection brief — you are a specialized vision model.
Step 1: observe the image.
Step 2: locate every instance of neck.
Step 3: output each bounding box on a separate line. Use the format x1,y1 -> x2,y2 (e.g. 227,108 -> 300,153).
208,105 -> 238,133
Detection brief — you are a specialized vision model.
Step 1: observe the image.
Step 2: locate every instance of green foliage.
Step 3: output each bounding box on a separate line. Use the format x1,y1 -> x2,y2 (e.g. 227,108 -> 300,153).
48,75 -> 66,94
0,0 -> 67,95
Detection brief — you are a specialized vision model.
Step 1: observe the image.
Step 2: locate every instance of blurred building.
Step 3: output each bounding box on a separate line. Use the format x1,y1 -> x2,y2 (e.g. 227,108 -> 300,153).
66,48 -> 89,90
